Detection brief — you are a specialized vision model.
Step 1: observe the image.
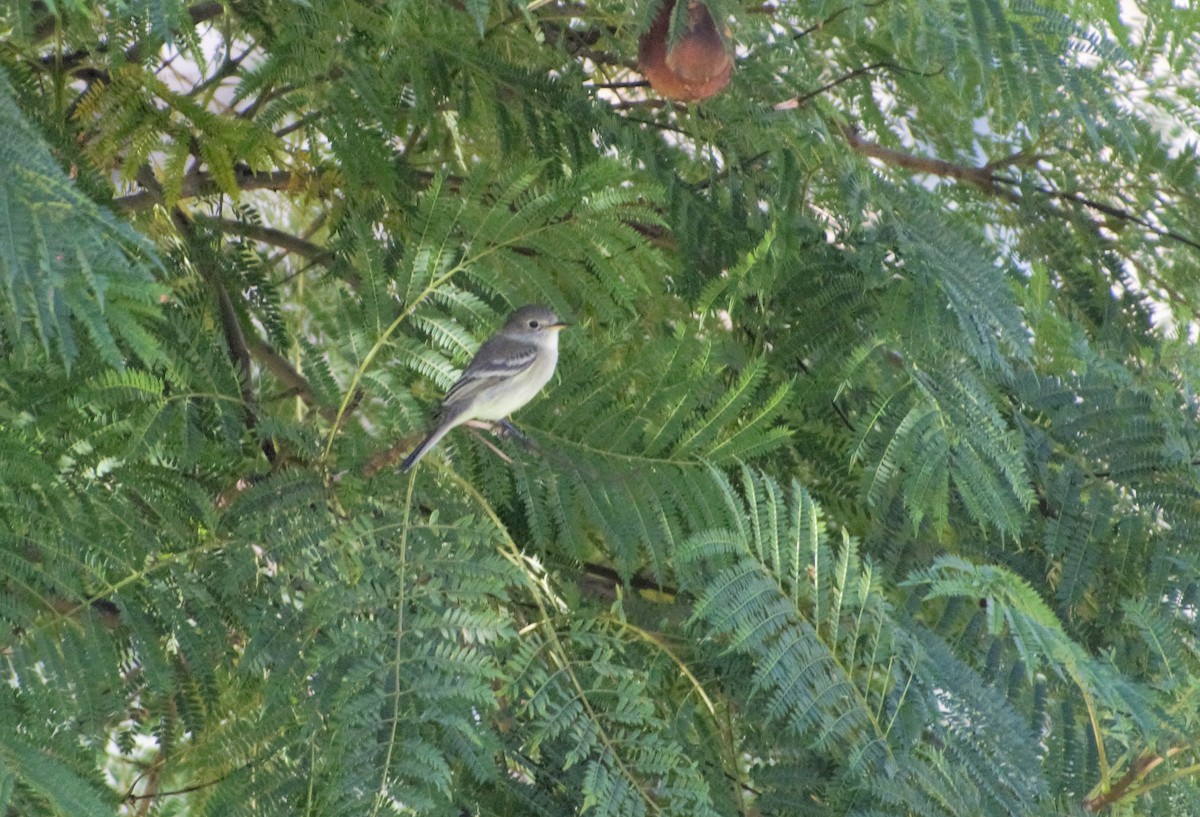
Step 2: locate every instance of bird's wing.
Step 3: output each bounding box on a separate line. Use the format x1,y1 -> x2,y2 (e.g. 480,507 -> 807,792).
442,335 -> 538,406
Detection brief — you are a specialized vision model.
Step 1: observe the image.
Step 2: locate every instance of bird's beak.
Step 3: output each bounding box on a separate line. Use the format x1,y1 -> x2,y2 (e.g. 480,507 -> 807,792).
547,322 -> 568,331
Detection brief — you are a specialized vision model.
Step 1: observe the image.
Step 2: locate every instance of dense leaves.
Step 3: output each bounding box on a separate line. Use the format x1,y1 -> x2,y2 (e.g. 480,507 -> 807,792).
1,0 -> 1199,815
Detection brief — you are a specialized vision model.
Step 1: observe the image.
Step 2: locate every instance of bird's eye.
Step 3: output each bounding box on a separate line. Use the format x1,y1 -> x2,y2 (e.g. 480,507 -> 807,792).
528,320 -> 540,329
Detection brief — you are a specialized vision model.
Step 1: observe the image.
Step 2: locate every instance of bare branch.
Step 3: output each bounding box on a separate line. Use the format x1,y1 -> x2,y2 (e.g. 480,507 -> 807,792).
125,761 -> 256,802
587,80 -> 652,90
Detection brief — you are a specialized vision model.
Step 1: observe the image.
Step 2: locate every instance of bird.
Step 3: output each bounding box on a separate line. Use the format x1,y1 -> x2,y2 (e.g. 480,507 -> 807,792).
401,305 -> 567,472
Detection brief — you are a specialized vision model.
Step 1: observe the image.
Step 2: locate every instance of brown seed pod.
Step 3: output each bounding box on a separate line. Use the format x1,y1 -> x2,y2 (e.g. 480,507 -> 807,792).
637,0 -> 733,102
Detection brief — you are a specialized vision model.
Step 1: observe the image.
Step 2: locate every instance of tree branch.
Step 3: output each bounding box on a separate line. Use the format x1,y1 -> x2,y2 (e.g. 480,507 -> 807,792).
274,111 -> 324,139
36,2 -> 225,76
841,125 -> 1010,197
195,215 -> 335,265
245,337 -> 344,422
187,44 -> 256,100
1030,185 -> 1200,254
840,127 -> 1200,253
170,205 -> 276,464
125,761 -> 256,802
1083,747 -> 1184,812
114,168 -> 299,211
587,80 -> 652,90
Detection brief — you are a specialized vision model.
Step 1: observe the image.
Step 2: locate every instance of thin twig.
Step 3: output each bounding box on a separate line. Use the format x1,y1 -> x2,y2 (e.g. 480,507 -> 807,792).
469,426 -> 515,464
275,111 -> 324,139
187,45 -> 255,100
774,61 -> 944,111
609,98 -> 669,111
793,0 -> 890,40
1034,185 -> 1200,253
238,81 -> 296,120
587,80 -> 652,90
125,761 -> 256,801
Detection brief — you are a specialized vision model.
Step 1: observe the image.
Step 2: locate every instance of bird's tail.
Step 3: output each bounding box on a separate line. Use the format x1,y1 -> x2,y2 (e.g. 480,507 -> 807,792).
400,421 -> 454,472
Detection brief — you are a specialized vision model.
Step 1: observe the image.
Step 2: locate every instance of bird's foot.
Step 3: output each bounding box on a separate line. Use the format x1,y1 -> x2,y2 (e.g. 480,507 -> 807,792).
463,419 -> 536,458
493,419 -> 535,451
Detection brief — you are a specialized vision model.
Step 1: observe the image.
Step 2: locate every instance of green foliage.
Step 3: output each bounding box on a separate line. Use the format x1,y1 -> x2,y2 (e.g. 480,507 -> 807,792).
0,733 -> 114,817
0,67 -> 164,370
2,0 -> 1200,813
678,468 -> 1049,816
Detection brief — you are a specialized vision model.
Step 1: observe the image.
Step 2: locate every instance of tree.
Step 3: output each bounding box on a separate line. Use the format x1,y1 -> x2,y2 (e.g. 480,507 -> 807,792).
2,0 -> 1199,814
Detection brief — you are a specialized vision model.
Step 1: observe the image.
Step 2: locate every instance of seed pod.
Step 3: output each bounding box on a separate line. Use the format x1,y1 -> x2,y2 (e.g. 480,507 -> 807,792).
637,0 -> 733,102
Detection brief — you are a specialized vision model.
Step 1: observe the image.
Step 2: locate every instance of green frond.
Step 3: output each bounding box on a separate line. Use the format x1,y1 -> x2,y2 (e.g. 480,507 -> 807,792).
678,473 -> 886,759
498,615 -> 723,817
676,469 -> 1047,815
907,556 -> 1159,735
0,733 -> 115,817
855,359 -> 1032,536
885,195 -> 1032,371
0,68 -> 165,370
901,628 -> 1047,812
105,0 -> 194,42
1118,598 -> 1189,686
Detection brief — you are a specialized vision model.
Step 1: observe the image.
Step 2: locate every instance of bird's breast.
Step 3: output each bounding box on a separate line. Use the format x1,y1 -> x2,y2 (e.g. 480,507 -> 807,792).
472,344 -> 559,421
